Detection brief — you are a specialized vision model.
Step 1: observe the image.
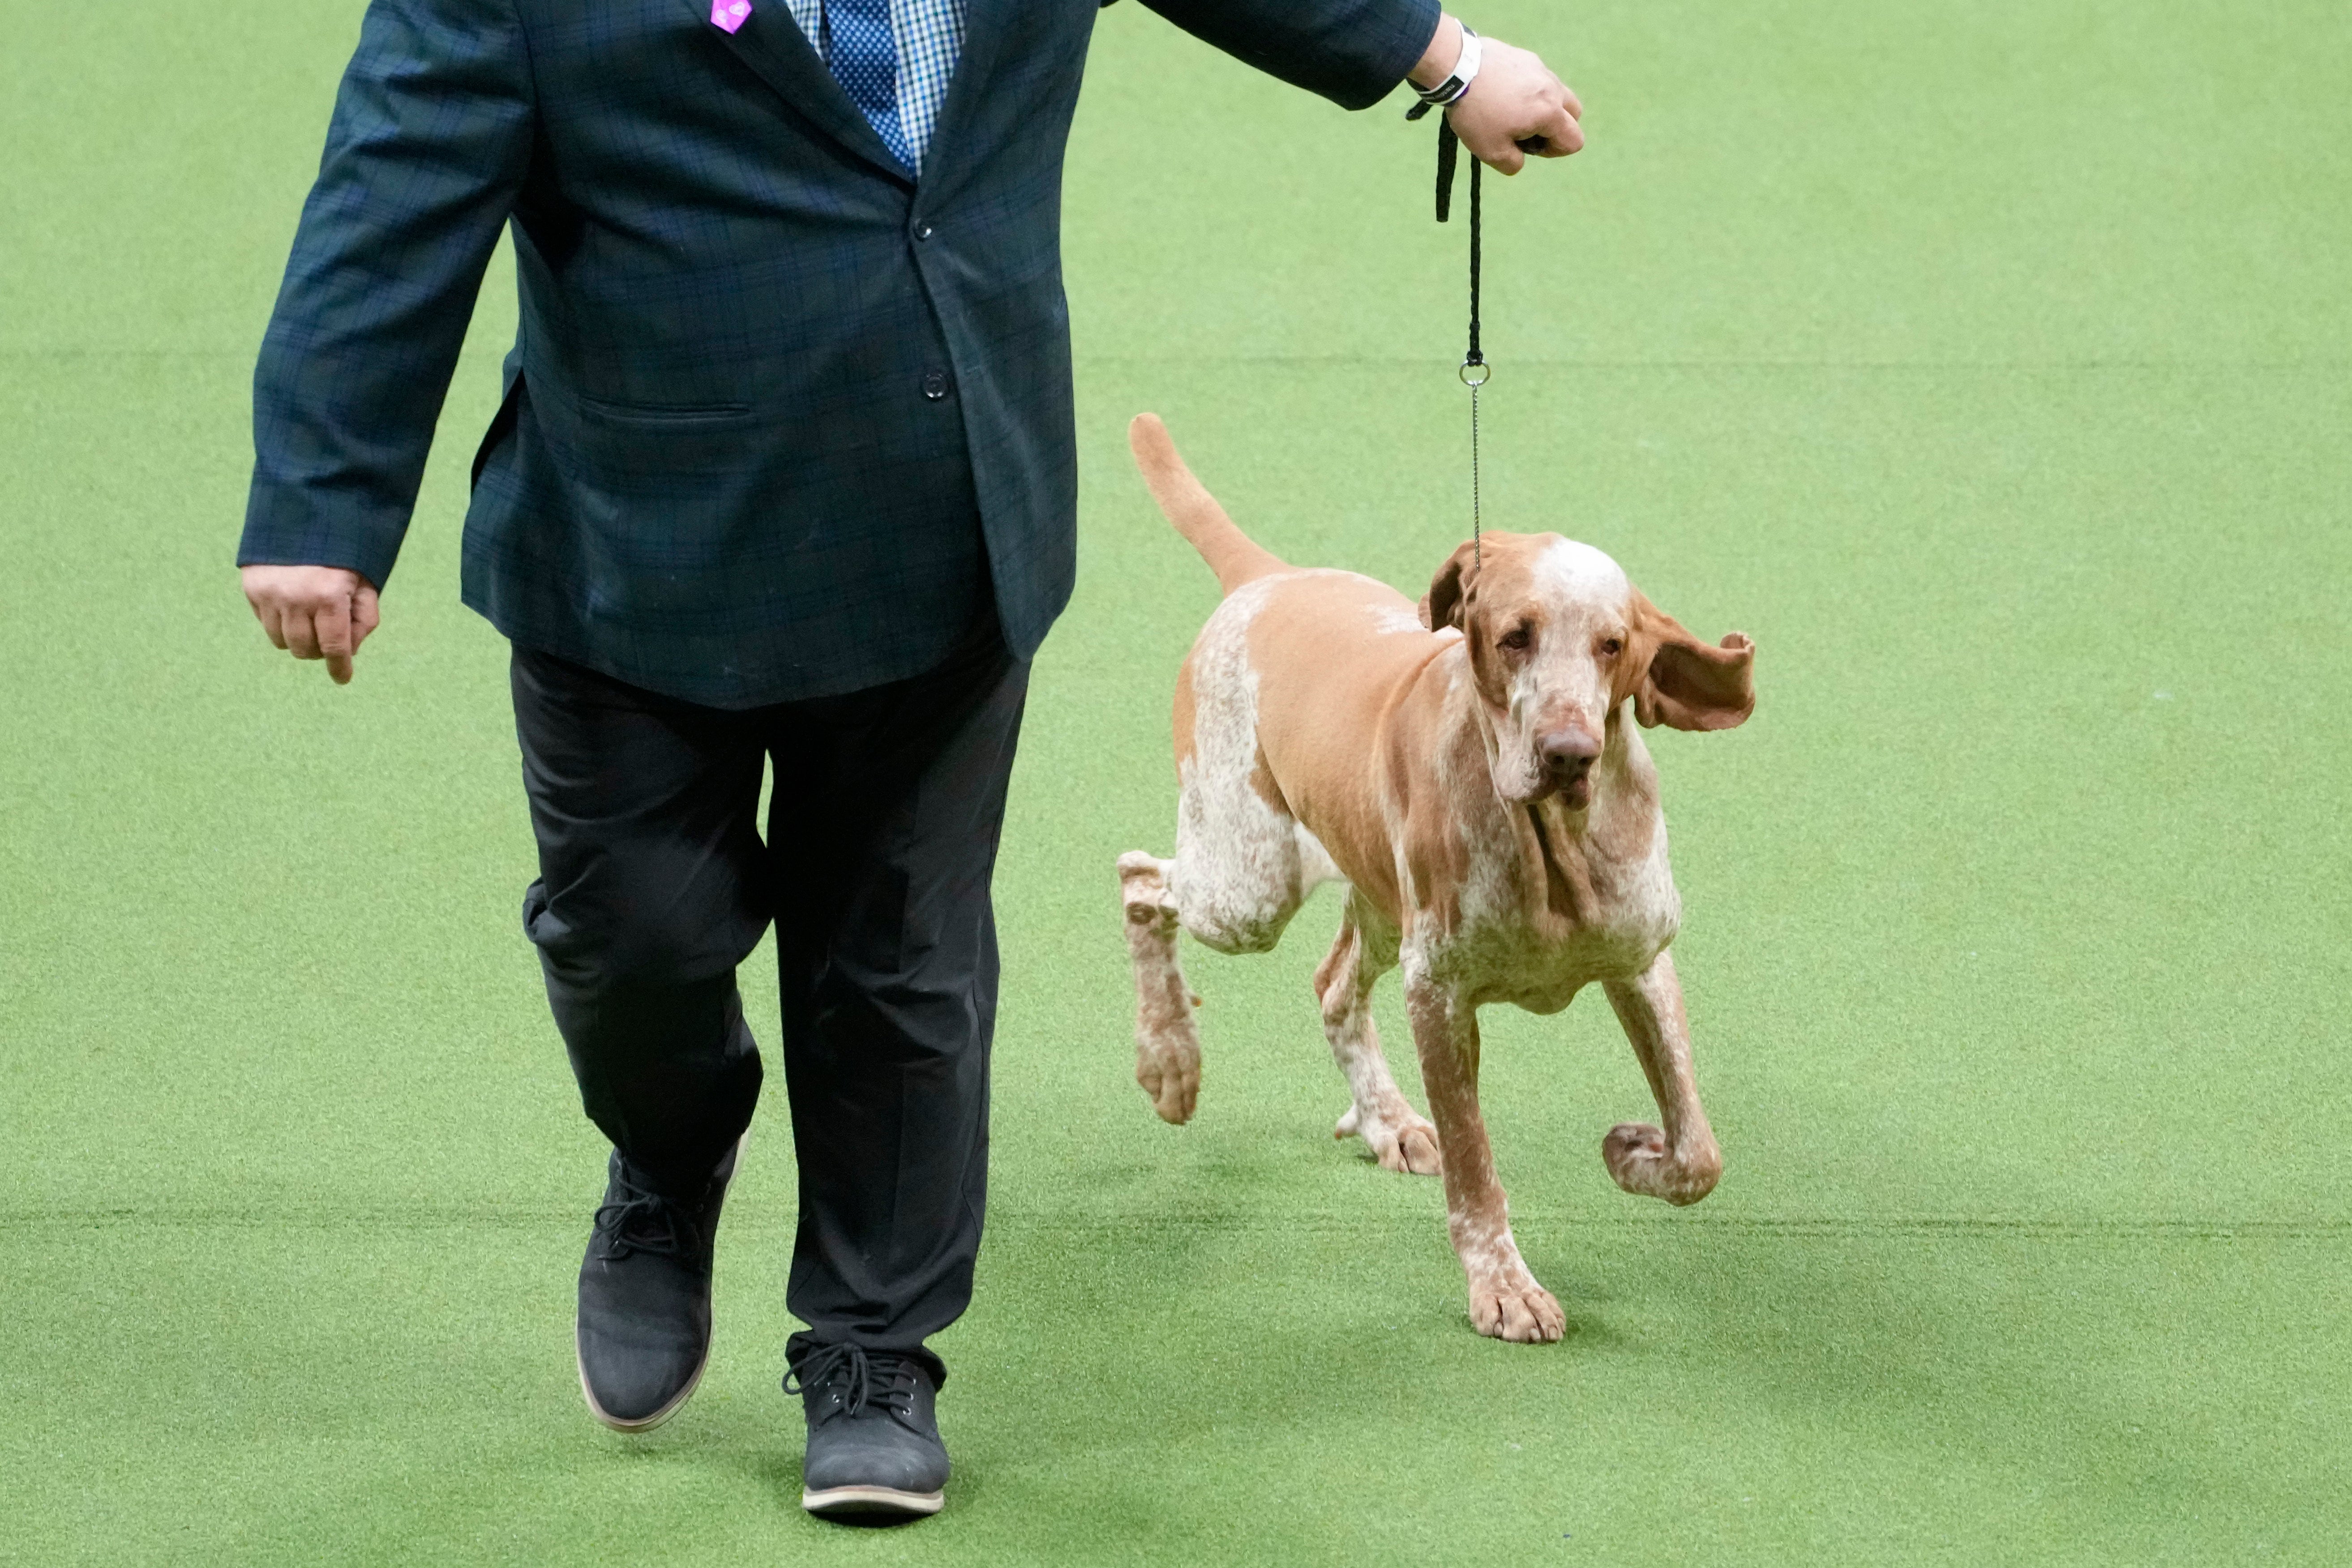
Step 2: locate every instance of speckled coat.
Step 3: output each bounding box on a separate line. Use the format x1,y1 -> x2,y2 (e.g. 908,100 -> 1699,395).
1117,415 -> 1757,1343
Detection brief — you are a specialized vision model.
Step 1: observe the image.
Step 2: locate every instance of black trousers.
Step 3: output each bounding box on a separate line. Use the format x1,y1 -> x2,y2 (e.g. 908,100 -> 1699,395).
511,613 -> 1026,1364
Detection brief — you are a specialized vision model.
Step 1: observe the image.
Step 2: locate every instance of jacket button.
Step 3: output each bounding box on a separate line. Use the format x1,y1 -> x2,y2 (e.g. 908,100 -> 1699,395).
914,223 -> 934,241
922,370 -> 951,400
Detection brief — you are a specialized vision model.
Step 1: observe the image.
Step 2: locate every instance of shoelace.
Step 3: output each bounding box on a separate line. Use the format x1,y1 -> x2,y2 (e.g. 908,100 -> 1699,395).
782,1343 -> 923,1423
590,1163 -> 688,1261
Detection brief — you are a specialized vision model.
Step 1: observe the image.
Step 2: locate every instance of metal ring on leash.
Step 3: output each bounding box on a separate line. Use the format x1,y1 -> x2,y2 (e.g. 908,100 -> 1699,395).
1458,358 -> 1491,387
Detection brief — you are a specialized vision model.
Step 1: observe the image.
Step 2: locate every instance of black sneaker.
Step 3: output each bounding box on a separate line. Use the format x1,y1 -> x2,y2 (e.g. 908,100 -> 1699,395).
575,1140 -> 739,1432
785,1342 -> 951,1518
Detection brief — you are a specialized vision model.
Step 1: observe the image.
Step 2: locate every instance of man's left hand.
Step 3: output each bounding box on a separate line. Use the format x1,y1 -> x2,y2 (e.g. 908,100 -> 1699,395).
1409,15 -> 1584,175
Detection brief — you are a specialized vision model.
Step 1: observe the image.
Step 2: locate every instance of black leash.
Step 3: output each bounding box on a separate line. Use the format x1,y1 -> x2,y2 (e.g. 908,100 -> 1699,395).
1408,107 -> 1521,566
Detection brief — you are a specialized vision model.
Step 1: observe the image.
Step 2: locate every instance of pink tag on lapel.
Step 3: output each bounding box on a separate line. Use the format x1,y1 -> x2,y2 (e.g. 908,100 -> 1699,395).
711,0 -> 751,32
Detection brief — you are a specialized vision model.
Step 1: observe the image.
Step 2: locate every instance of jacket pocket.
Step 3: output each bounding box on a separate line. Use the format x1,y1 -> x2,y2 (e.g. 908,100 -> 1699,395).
560,388 -> 764,493
574,394 -> 754,425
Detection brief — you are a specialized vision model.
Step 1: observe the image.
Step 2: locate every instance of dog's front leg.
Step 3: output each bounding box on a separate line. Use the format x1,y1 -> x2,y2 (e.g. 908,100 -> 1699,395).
1405,975 -> 1565,1343
1600,949 -> 1722,1205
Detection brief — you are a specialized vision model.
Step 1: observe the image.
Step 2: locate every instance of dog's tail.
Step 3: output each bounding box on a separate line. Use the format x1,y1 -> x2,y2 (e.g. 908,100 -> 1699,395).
1128,414 -> 1287,595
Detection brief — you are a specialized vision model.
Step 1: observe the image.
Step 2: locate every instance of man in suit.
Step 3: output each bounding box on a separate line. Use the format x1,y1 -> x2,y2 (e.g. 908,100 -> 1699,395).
237,0 -> 1581,1520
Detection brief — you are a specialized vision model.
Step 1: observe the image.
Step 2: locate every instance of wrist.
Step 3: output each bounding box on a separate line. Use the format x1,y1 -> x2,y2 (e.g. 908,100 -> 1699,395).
1408,14 -> 1465,92
1408,23 -> 1483,116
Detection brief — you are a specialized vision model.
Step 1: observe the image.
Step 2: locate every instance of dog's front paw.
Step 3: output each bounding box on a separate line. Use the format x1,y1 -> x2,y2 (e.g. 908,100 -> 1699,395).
1603,1122 -> 1721,1206
1334,1103 -> 1442,1176
1468,1277 -> 1566,1344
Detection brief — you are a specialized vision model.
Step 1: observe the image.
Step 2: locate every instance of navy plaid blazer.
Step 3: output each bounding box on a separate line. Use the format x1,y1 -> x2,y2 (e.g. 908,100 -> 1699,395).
239,0 -> 1438,706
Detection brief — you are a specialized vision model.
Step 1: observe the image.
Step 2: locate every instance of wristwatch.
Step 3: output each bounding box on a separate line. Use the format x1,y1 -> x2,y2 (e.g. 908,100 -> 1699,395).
1411,25 -> 1484,111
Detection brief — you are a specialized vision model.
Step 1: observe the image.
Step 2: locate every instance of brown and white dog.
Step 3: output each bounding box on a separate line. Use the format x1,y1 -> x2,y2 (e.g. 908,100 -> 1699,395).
1116,415 -> 1757,1343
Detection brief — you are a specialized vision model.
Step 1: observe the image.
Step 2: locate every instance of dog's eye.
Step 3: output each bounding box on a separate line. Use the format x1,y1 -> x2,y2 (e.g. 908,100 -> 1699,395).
1498,625 -> 1532,652
1599,637 -> 1624,657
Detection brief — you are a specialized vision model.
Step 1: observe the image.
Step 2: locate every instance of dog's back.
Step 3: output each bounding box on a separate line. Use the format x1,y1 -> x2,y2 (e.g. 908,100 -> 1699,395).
1132,415 -> 1457,901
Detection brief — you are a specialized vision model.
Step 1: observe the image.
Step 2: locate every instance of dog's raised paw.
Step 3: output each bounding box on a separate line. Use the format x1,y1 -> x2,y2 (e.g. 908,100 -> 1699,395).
1604,1121 -> 1667,1170
1117,851 -> 1179,933
1603,1121 -> 1720,1206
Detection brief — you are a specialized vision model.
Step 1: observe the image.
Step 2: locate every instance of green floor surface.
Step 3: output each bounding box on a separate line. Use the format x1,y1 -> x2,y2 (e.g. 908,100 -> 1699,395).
4,1 -> 2348,1563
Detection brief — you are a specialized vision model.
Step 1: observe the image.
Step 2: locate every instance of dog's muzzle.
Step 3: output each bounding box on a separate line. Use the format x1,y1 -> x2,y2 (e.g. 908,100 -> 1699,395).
1537,728 -> 1602,809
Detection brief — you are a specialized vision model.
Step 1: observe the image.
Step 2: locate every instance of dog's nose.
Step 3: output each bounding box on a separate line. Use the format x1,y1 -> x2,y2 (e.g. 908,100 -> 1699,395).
1538,728 -> 1602,774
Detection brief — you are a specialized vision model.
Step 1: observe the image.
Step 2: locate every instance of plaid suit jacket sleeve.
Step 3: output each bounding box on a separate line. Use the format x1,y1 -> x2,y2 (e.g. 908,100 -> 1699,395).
1139,0 -> 1440,111
240,0 -> 535,590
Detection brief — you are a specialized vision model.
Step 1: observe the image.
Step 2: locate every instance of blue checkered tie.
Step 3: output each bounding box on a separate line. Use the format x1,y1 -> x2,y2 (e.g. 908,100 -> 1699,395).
825,0 -> 914,170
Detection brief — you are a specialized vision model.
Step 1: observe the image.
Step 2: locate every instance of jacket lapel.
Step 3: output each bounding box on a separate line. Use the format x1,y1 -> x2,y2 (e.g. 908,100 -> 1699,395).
680,0 -> 912,184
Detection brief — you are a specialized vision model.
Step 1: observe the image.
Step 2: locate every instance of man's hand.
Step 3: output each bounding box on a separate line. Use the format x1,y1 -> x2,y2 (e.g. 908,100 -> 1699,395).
241,564 -> 381,685
1410,14 -> 1584,175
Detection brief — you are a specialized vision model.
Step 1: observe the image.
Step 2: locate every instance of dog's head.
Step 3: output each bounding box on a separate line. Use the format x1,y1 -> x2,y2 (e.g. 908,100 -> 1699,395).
1420,532 -> 1756,808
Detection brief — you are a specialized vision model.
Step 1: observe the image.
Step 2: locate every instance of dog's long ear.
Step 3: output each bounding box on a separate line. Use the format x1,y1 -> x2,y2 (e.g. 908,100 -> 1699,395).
1419,541 -> 1482,631
1627,590 -> 1756,731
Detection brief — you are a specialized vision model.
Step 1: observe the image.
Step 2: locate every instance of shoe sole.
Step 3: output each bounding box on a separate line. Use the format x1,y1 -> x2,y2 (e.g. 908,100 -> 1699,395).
577,1132 -> 746,1435
801,1484 -> 945,1518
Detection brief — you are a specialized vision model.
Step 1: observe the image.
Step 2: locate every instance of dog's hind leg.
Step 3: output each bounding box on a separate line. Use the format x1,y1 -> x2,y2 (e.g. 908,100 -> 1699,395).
1118,754 -> 1327,1127
1316,895 -> 1440,1175
1118,586 -> 1323,1125
1117,782 -> 1322,1125
1118,851 -> 1200,1124
1600,949 -> 1722,1205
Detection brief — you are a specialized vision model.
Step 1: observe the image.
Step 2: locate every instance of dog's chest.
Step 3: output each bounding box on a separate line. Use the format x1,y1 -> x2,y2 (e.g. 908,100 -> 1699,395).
1431,807 -> 1682,1010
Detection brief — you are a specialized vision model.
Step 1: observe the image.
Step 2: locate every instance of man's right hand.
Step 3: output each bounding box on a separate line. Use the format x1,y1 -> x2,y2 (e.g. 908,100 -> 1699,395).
1409,14 -> 1585,176
241,564 -> 381,685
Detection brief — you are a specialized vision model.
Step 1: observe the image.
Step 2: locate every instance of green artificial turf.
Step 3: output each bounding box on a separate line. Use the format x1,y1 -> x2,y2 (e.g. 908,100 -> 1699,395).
4,1 -> 2349,1562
